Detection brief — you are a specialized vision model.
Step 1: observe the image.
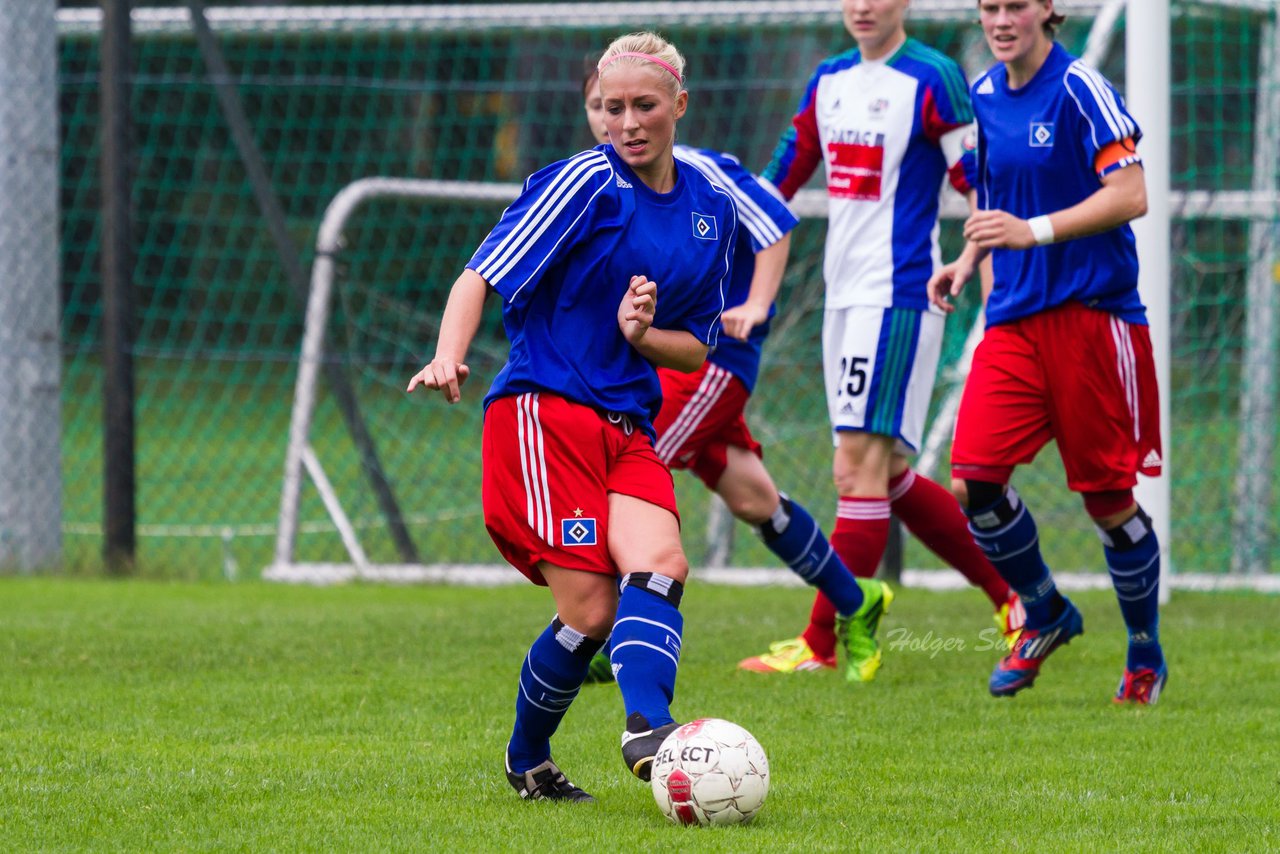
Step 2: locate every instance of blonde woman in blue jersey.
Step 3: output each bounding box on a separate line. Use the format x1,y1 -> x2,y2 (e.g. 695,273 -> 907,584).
407,32 -> 738,800
930,0 -> 1165,704
583,67 -> 893,687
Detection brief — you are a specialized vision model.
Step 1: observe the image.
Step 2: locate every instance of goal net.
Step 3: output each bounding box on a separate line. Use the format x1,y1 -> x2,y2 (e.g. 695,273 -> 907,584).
249,1 -> 1278,582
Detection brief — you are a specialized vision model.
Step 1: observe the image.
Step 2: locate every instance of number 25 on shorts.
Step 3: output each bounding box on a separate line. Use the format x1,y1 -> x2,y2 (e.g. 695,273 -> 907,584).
837,355 -> 869,399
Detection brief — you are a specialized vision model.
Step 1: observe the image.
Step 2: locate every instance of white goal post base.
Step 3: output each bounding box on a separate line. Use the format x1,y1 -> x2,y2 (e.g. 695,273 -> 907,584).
262,563 -> 1280,593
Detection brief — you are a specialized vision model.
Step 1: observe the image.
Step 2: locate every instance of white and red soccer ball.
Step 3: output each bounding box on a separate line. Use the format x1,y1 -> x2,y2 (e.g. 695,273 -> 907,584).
650,718 -> 770,826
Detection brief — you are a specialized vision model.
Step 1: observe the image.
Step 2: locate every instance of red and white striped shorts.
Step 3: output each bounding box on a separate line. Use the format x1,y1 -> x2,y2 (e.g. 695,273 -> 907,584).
481,392 -> 678,585
652,363 -> 761,490
952,301 -> 1162,492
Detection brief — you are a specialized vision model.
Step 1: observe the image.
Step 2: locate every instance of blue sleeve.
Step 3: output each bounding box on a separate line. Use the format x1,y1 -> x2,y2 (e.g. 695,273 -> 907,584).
467,150 -> 614,304
1063,62 -> 1142,170
678,147 -> 798,253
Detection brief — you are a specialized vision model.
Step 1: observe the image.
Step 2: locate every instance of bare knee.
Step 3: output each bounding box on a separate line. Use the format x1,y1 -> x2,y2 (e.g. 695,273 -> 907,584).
613,532 -> 689,584
608,493 -> 688,585
832,456 -> 868,496
543,565 -> 618,638
578,599 -> 618,638
554,591 -> 616,638
951,478 -> 970,509
722,490 -> 777,527
832,433 -> 894,496
642,548 -> 689,586
717,449 -> 780,526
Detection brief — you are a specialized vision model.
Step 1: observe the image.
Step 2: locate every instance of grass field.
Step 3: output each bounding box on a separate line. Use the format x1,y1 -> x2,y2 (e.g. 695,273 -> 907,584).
2,579 -> 1275,850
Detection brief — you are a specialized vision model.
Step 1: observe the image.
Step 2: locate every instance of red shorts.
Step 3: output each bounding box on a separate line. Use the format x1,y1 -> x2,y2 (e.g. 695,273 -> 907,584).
652,363 -> 762,490
481,393 -> 679,585
952,302 -> 1163,493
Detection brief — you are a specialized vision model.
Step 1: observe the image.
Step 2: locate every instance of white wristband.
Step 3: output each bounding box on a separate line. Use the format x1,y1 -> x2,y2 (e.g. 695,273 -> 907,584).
1028,215 -> 1055,246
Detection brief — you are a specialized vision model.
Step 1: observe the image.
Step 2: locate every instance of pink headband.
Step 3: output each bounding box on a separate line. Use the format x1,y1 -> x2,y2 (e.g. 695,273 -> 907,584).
598,51 -> 684,85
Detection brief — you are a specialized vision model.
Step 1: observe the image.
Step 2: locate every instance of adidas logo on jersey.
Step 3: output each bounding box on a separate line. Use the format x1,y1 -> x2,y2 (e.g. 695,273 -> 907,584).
616,175 -> 633,189
976,77 -> 995,95
1142,449 -> 1163,468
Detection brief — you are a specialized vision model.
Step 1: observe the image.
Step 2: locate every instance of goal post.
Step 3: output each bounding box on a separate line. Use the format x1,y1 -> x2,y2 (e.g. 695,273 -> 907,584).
272,177 -> 521,578
1128,0 -> 1173,602
1233,10 -> 1279,574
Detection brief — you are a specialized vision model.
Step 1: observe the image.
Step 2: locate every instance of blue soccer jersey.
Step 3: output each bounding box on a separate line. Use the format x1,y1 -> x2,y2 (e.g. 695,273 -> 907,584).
971,42 -> 1145,326
469,144 -> 737,438
674,144 -> 799,392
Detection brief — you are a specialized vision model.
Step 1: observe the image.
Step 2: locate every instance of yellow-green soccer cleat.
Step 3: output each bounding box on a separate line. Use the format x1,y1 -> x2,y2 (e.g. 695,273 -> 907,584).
995,593 -> 1027,650
835,578 -> 894,683
737,636 -> 837,673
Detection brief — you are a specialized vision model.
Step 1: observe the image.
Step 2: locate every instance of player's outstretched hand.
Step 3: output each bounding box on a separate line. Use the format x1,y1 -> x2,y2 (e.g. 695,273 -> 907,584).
720,301 -> 770,342
406,358 -> 471,404
963,209 -> 1036,250
927,258 -> 974,314
618,275 -> 657,344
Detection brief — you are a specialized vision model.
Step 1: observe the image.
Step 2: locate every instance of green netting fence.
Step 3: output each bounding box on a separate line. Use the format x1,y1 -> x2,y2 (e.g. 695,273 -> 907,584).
45,2 -> 1279,579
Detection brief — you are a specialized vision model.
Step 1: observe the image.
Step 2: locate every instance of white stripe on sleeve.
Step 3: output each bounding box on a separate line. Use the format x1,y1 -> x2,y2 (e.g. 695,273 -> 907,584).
676,148 -> 785,247
477,151 -> 612,286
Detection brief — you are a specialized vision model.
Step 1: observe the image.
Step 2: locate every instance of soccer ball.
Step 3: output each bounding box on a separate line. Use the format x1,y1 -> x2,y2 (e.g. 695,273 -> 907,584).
650,718 -> 769,826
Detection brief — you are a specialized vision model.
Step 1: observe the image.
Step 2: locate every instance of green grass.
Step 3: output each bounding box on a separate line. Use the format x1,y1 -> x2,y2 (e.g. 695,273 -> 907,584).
2,579 -> 1276,851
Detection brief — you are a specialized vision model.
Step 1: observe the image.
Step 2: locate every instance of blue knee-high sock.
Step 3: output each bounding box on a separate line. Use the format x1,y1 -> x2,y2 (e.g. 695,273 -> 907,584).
758,494 -> 864,616
1100,507 -> 1163,670
611,573 -> 683,728
507,618 -> 605,773
966,487 -> 1064,626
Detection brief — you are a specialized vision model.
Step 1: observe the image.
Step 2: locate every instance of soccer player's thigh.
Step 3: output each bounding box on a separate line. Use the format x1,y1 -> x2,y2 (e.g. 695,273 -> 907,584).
1038,304 -> 1161,491
481,393 -> 616,584
688,414 -> 762,494
823,305 -> 938,447
653,363 -> 748,471
606,432 -> 686,580
951,322 -> 1054,478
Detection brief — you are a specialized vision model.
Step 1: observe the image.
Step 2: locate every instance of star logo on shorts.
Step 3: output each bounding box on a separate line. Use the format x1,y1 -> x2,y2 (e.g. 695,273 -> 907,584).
561,516 -> 597,546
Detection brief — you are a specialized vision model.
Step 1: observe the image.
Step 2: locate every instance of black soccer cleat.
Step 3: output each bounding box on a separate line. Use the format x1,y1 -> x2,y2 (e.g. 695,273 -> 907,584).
505,754 -> 595,803
620,712 -> 681,782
